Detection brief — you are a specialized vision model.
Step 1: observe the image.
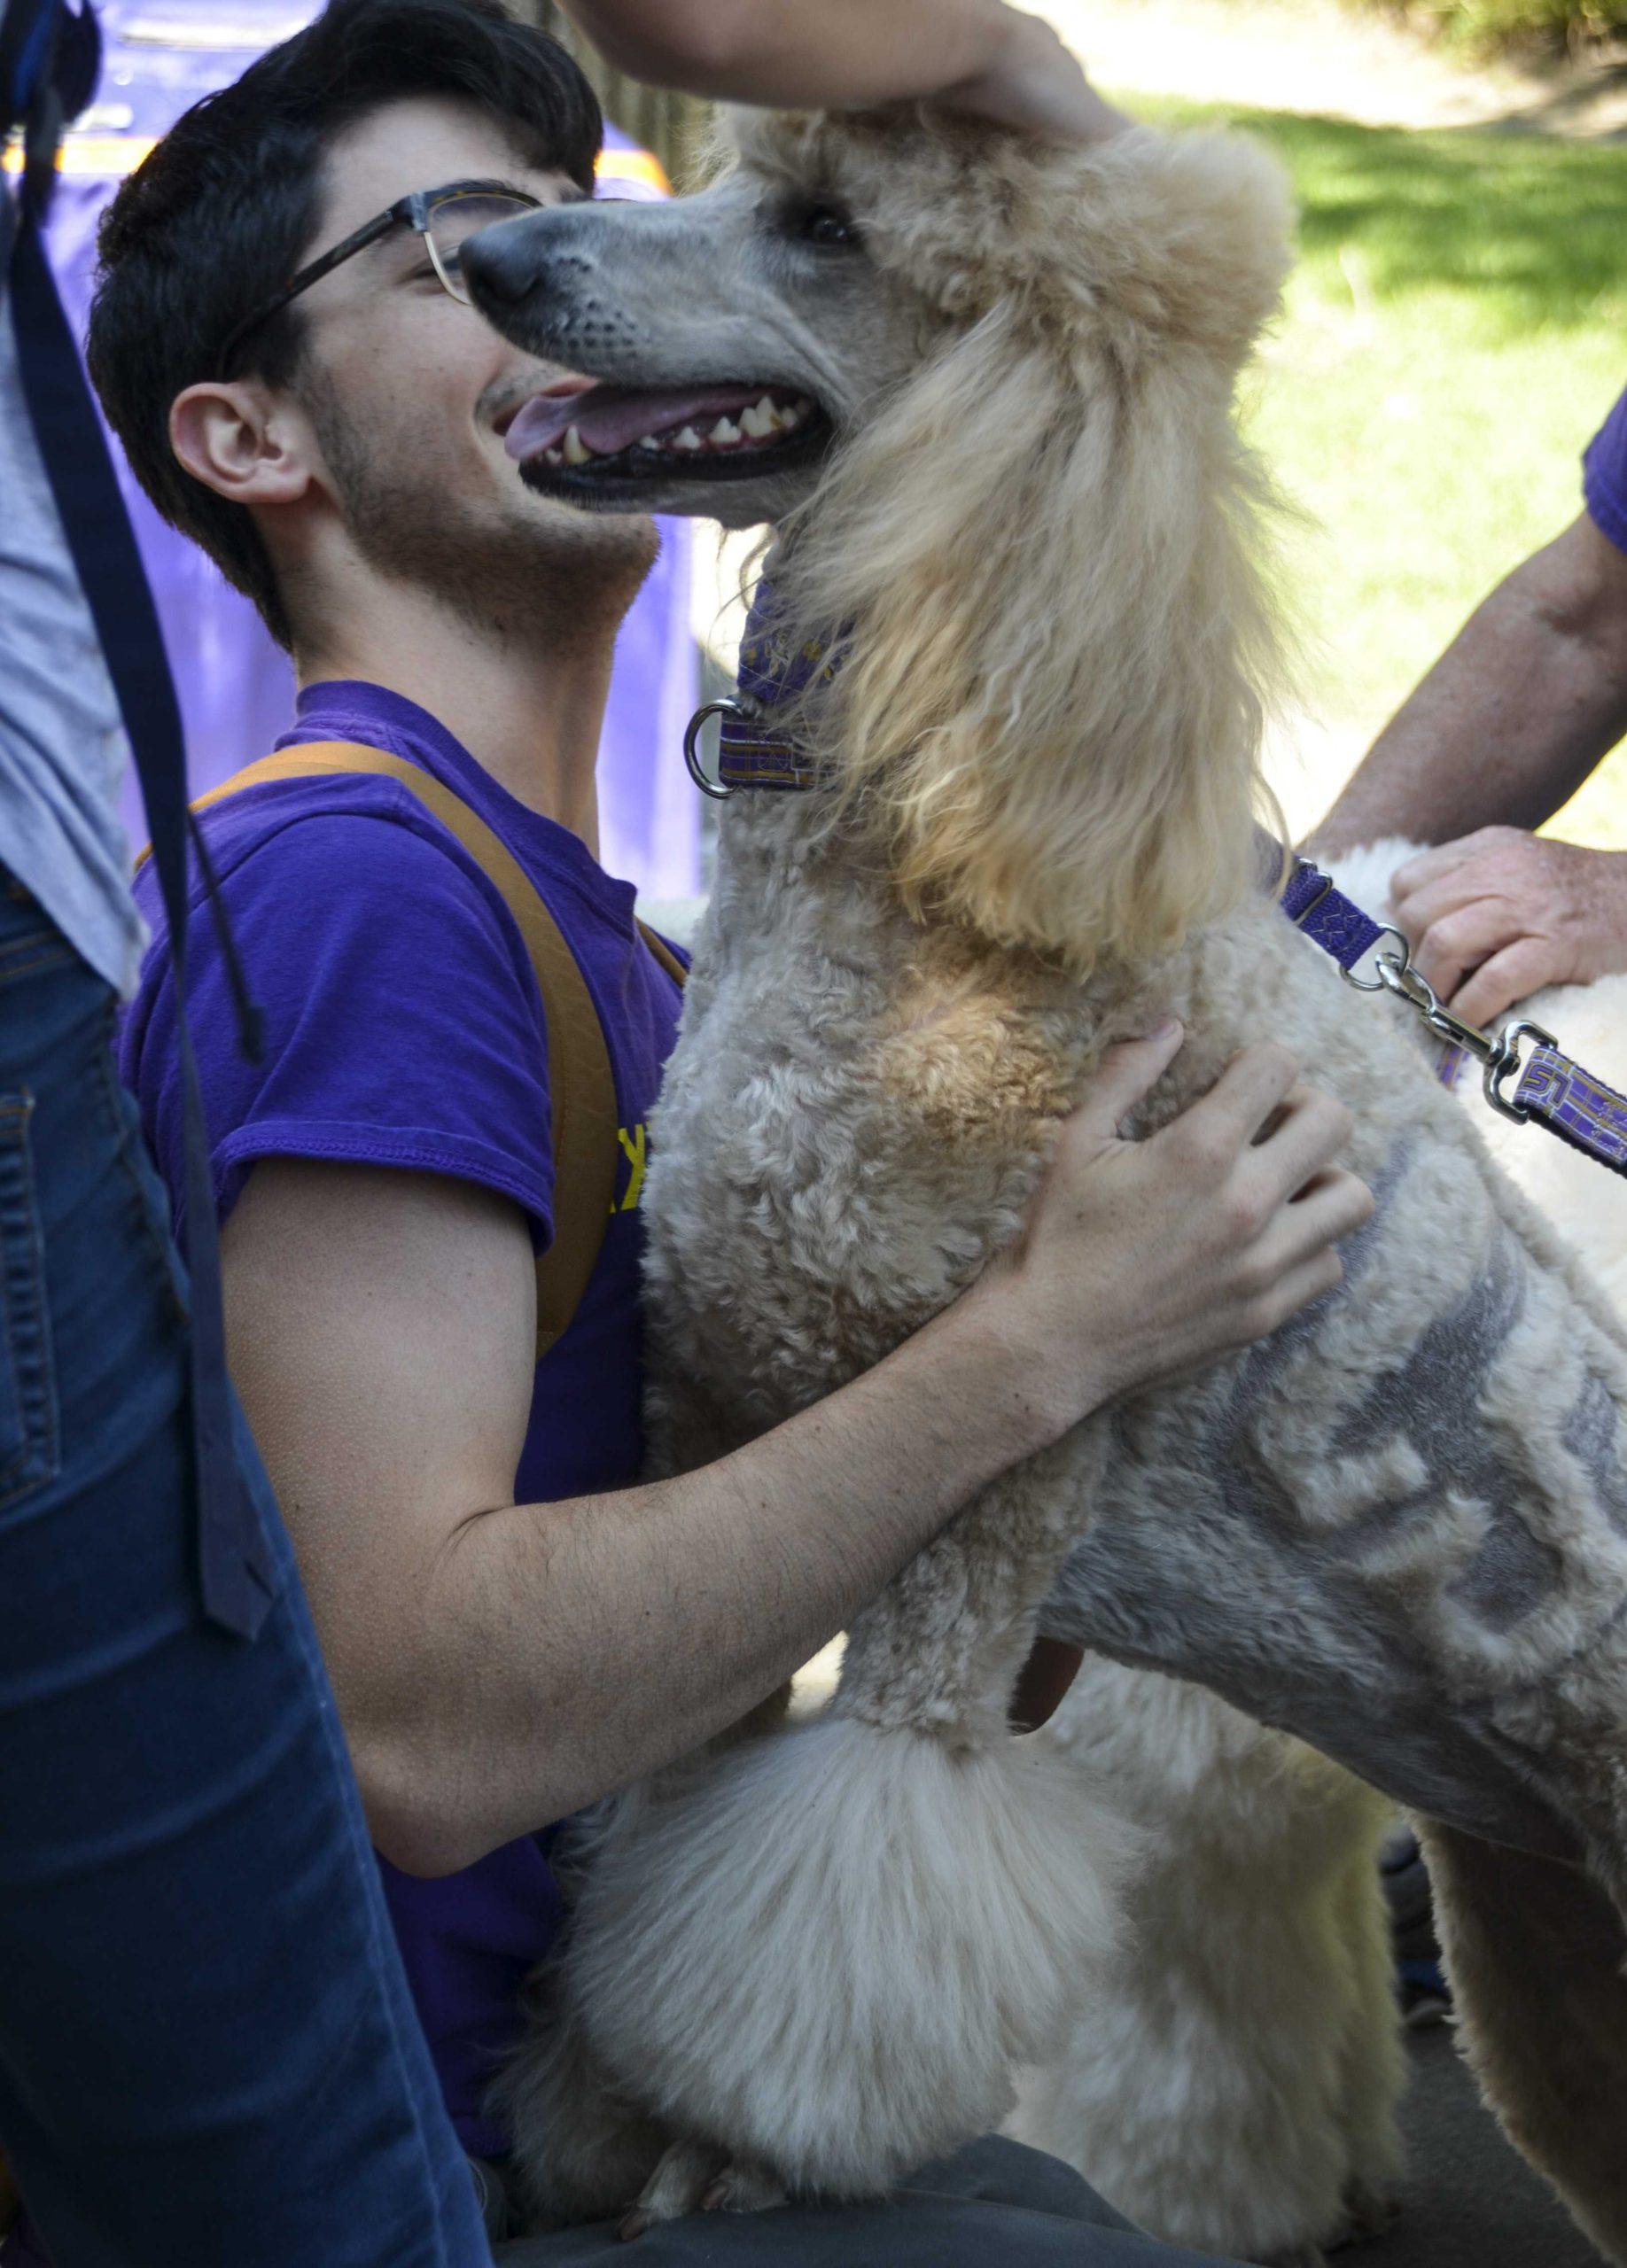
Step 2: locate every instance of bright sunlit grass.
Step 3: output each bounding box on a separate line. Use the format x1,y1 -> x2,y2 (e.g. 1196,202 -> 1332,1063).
1118,93 -> 1627,844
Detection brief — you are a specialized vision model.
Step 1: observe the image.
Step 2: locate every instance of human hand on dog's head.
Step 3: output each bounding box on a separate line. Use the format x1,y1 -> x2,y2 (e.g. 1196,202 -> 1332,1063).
937,5 -> 1130,144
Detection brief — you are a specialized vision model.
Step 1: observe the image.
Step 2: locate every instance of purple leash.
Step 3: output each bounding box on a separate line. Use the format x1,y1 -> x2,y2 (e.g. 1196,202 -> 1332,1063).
685,582 -> 1627,1181
1283,859 -> 1627,1180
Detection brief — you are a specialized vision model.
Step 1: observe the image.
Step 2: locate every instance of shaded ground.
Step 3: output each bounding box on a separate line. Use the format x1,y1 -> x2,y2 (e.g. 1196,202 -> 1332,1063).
1361,2020 -> 1597,2268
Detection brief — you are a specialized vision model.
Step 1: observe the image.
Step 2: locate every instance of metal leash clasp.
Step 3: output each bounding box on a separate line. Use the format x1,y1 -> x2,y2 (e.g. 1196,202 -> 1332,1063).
1341,927 -> 1554,1126
1483,1018 -> 1558,1124
683,700 -> 743,801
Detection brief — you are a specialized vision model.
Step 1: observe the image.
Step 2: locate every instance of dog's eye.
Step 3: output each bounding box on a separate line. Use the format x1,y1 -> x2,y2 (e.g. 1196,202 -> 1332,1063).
798,206 -> 858,249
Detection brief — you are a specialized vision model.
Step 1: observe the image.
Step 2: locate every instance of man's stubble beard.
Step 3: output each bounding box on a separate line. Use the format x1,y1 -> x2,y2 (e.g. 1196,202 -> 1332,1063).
306,369 -> 658,654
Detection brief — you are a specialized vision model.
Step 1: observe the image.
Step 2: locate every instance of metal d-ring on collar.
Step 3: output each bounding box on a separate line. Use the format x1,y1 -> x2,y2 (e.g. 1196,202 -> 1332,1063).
1337,917 -> 1554,1126
683,696 -> 832,797
683,700 -> 744,800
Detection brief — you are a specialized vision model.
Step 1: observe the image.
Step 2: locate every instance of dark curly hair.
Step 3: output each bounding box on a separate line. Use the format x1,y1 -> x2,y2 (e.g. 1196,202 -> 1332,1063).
87,0 -> 600,647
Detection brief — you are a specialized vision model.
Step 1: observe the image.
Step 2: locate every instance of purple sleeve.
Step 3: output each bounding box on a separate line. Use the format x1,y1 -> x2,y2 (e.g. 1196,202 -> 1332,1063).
120,810 -> 556,1246
1584,385 -> 1627,555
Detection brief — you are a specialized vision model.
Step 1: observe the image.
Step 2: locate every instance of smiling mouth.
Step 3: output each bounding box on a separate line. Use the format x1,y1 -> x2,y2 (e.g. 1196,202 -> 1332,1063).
504,381 -> 829,486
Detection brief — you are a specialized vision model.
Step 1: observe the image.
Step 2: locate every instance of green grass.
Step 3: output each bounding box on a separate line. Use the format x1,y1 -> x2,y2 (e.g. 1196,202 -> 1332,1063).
1203,0 -> 1627,66
1346,0 -> 1627,58
1119,94 -> 1627,844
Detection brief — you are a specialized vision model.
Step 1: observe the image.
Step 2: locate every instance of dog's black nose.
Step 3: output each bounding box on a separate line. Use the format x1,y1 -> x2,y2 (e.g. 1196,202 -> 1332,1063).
461,214 -> 544,307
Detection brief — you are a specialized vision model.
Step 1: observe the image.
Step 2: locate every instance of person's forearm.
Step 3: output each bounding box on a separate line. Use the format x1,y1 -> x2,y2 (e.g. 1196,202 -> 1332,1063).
240,1045 -> 1360,1878
559,0 -> 1015,108
1312,515 -> 1627,858
366,1280 -> 1071,1875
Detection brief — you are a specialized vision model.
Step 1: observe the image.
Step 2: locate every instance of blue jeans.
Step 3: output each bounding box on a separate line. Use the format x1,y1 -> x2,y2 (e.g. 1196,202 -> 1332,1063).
0,874 -> 488,2267
494,2140 -> 1234,2265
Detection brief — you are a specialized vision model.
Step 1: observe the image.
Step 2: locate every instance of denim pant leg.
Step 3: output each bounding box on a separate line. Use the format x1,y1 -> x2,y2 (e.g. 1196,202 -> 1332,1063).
0,885 -> 489,2268
495,2140 -> 1235,2266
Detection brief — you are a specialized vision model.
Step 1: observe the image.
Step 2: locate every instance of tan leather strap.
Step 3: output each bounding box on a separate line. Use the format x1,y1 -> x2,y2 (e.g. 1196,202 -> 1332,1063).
137,741 -> 681,1357
638,922 -> 688,989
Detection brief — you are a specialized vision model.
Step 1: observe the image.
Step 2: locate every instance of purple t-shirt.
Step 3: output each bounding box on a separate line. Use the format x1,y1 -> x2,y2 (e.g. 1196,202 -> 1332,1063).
1584,384 -> 1627,555
118,680 -> 684,2157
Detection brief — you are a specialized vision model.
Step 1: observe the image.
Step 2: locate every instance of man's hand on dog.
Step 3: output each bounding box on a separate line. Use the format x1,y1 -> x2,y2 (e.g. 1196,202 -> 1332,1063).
982,1024 -> 1374,1428
1391,827 -> 1627,1029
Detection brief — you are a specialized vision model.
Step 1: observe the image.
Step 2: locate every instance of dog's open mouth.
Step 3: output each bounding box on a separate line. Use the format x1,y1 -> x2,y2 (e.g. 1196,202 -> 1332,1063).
504,382 -> 829,486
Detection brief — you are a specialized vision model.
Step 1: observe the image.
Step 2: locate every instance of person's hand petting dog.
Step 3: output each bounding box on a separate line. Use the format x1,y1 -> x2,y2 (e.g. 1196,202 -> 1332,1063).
938,6 -> 1129,143
558,0 -> 1126,145
1390,827 -> 1627,1029
978,1022 -> 1374,1430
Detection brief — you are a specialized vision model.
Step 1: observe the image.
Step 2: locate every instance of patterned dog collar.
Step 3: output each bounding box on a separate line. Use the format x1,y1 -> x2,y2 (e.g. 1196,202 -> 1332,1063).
683,579 -> 839,797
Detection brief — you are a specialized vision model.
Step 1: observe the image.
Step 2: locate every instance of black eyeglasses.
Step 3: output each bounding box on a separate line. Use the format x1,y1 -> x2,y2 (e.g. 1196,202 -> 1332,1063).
214,177 -> 544,380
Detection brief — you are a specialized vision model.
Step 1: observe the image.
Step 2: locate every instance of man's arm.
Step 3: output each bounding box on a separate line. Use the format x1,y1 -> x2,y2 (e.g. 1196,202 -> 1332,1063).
557,0 -> 1126,144
222,1027 -> 1367,1877
1309,512 -> 1627,1021
1312,511 -> 1627,857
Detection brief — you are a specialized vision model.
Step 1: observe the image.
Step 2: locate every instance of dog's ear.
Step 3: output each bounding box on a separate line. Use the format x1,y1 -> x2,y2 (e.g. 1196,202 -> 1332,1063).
780,128 -> 1293,975
1053,127 -> 1296,382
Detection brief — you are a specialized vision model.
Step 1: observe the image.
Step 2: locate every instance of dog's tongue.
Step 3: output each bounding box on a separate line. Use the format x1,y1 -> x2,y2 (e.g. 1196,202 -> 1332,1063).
506,383 -> 767,462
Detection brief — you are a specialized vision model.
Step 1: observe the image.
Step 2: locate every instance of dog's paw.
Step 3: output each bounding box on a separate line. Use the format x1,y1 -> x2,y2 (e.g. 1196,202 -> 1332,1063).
700,2160 -> 789,2217
1330,2177 -> 1402,2248
618,2140 -> 787,2239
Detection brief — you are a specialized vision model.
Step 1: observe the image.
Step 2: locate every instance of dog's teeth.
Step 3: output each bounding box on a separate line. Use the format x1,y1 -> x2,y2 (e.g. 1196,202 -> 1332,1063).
673,425 -> 703,451
636,433 -> 659,451
711,416 -> 742,445
544,446 -> 564,467
740,402 -> 774,439
562,424 -> 591,466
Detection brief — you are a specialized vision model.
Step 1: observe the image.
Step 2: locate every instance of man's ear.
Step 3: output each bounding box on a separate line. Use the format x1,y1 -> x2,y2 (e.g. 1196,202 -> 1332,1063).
169,380 -> 313,507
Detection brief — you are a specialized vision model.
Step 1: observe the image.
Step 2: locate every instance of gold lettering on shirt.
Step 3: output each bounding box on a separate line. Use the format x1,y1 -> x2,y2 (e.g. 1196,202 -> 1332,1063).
613,1122 -> 648,1213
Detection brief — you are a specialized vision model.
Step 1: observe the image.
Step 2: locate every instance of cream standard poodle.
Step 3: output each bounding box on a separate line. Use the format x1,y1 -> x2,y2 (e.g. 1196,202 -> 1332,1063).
466,110 -> 1627,2264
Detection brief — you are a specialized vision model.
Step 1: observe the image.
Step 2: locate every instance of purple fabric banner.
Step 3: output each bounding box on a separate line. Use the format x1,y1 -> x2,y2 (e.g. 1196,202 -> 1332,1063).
45,0 -> 699,897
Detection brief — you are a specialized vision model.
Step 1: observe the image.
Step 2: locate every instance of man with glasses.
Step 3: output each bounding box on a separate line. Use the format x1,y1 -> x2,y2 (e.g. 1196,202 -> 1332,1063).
13,1 -> 1375,2261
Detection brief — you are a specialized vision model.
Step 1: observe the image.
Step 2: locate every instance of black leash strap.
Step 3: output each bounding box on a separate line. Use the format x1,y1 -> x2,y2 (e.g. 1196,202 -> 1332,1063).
4,11 -> 276,1638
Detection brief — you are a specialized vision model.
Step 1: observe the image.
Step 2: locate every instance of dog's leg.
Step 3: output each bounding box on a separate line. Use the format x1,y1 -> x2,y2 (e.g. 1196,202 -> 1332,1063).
1327,1832 -> 1405,2248
1012,1674 -> 1400,2268
1420,1821 -> 1627,2267
494,1952 -> 673,2231
565,1441 -> 1137,2201
1014,1837 -> 1357,2263
619,2140 -> 788,2237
